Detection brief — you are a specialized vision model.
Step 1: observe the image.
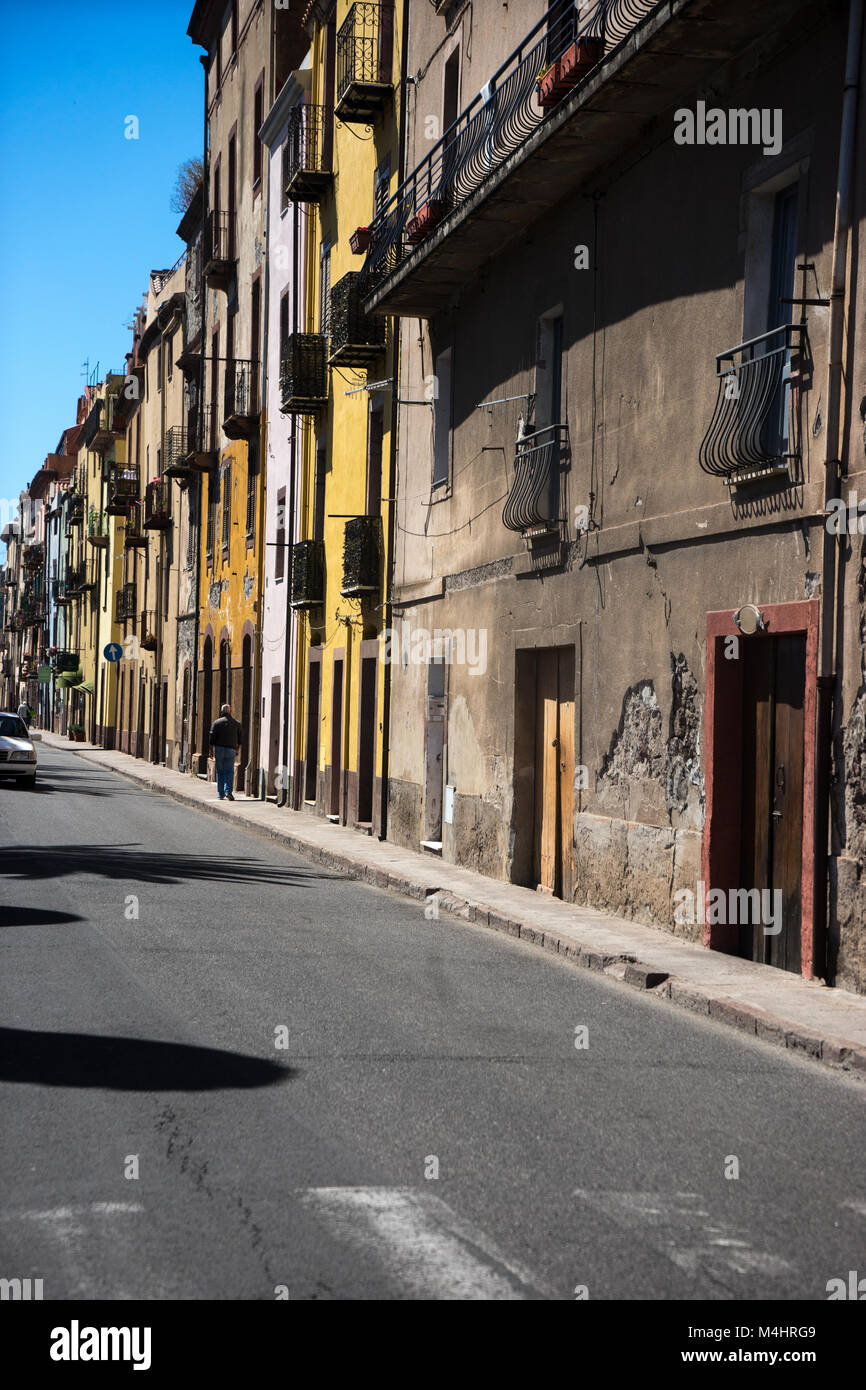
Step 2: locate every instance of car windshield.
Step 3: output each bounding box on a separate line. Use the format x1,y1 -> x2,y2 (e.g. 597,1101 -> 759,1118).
0,716 -> 28,738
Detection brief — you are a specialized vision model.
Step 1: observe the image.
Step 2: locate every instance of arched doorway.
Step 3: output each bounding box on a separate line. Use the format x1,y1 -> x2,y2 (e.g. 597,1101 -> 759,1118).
201,635 -> 213,761
241,633 -> 252,794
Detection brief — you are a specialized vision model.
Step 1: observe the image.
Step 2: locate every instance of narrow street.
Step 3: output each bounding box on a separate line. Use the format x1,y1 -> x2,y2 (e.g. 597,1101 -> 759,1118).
1,745 -> 863,1301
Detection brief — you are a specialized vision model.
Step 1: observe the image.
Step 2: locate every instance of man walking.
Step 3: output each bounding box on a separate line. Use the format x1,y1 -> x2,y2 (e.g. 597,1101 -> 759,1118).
17,700 -> 30,729
209,703 -> 243,801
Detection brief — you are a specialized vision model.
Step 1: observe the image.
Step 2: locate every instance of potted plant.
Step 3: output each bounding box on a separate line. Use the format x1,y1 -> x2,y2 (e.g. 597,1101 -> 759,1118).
349,225 -> 372,255
537,60 -> 564,108
69,723 -> 85,742
559,34 -> 604,86
406,199 -> 446,245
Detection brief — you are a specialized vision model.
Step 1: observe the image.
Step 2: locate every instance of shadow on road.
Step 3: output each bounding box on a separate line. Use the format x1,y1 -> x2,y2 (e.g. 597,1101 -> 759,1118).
0,906 -> 86,928
0,845 -> 346,887
0,1026 -> 293,1091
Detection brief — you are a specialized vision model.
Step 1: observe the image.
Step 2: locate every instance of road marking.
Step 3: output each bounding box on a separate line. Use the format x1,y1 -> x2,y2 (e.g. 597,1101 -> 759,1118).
0,1202 -> 144,1299
0,1202 -> 144,1223
300,1187 -> 546,1300
573,1189 -> 792,1285
841,1199 -> 866,1219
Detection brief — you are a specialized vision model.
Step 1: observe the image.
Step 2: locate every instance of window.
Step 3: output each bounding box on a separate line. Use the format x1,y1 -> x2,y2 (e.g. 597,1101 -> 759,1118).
280,140 -> 289,214
275,487 -> 286,582
253,73 -> 264,187
374,155 -> 391,219
279,290 -> 290,360
246,464 -> 256,540
319,240 -> 332,336
313,442 -> 327,543
222,465 -> 231,551
231,0 -> 238,55
366,396 -> 384,515
443,49 -> 460,137
166,329 -> 173,382
206,470 -> 216,557
536,311 -> 564,429
432,347 -> 452,487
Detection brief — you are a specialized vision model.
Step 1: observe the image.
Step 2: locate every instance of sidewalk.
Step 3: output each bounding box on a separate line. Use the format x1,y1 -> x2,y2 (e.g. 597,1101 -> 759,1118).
40,729 -> 866,1080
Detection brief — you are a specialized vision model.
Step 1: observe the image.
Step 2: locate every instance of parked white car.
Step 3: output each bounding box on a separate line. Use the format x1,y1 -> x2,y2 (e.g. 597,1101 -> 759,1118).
0,712 -> 38,787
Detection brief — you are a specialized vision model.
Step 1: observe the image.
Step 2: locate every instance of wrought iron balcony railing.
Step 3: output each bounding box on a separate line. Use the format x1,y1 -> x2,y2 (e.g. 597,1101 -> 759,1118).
328,272 -> 386,368
106,466 -> 140,515
290,540 -> 325,609
67,493 -> 85,525
184,402 -> 218,469
124,501 -> 147,547
502,423 -> 569,534
361,0 -> 655,300
140,612 -> 158,651
204,210 -> 235,289
65,563 -> 94,596
280,334 -> 329,415
699,324 -> 807,484
22,544 -> 43,570
163,425 -> 193,479
223,359 -> 260,439
53,649 -> 79,672
336,3 -> 392,124
87,509 -> 109,547
285,104 -> 332,203
144,478 -> 172,529
341,516 -> 380,596
114,583 -> 137,622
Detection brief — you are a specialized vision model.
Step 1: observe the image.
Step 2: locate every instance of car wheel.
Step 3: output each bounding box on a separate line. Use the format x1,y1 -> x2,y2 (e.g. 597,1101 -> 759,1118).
19,773 -> 36,788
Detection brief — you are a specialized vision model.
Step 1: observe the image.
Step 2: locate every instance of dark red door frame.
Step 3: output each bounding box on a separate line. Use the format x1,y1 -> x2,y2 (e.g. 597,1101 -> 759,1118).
702,600 -> 819,977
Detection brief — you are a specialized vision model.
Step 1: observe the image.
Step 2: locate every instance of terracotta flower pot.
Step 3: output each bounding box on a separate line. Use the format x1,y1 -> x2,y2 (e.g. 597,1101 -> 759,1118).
559,35 -> 604,85
349,225 -> 372,254
406,199 -> 446,245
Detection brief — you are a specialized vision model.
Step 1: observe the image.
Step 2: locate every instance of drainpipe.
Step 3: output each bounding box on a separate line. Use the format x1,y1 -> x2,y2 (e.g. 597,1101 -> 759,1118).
377,0 -> 410,842
190,51 -> 209,776
815,0 -> 863,977
278,197 -> 301,809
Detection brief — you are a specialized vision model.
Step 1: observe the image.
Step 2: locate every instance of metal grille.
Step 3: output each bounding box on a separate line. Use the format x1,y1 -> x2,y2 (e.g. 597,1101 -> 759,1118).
502,424 -> 568,533
341,516 -> 380,596
329,272 -> 386,367
284,104 -> 332,202
699,324 -> 805,482
280,334 -> 329,415
291,539 -> 325,609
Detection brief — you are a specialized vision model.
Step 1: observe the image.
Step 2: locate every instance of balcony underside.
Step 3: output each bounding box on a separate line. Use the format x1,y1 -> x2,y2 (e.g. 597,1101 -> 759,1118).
286,170 -> 332,203
204,258 -> 233,290
336,82 -> 390,125
364,0 -> 811,318
328,342 -> 384,369
223,413 -> 258,441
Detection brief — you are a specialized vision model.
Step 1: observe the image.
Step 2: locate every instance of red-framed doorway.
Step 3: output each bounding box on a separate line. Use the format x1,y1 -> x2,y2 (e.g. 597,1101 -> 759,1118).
702,600 -> 819,978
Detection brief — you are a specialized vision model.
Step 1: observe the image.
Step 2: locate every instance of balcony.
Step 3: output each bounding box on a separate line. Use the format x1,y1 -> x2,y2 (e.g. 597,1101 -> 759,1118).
106,466 -> 139,515
90,380 -> 127,452
223,360 -> 260,440
285,104 -> 332,203
65,563 -> 94,597
290,539 -> 325,609
87,509 -> 109,548
114,583 -> 137,622
336,3 -> 391,125
53,649 -> 79,673
52,578 -> 72,606
22,544 -> 43,570
67,494 -> 85,526
341,516 -> 380,596
182,403 -> 218,471
328,272 -> 386,368
1,658 -> 11,679
280,334 -> 329,415
163,425 -> 193,480
203,210 -> 235,290
502,423 -> 569,535
699,325 -> 807,486
15,600 -> 45,628
144,478 -> 172,529
124,501 -> 147,548
361,0 -> 801,316
140,612 -> 158,651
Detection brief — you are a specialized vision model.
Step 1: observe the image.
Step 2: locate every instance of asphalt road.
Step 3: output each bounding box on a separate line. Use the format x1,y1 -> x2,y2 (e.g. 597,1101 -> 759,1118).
0,743 -> 864,1301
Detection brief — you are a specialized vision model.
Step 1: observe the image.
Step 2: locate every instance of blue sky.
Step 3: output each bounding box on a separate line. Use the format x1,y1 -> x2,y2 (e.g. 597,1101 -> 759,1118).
0,0 -> 202,554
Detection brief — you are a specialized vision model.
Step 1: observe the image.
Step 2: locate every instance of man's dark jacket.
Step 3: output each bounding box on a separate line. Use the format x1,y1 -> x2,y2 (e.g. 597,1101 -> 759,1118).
209,715 -> 243,749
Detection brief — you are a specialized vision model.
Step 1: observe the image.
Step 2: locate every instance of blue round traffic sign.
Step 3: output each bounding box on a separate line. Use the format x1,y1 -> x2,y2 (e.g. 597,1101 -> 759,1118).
104,643 -> 122,662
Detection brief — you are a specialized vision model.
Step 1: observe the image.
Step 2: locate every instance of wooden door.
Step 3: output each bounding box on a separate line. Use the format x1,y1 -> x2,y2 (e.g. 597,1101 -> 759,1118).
356,656 -> 377,824
740,634 -> 805,971
330,658 -> 344,819
267,679 -> 281,797
532,647 -> 574,897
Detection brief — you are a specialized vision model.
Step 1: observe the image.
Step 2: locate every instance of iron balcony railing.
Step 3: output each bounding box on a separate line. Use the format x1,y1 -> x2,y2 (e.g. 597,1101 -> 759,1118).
341,516 -> 380,596
204,210 -> 235,286
87,508 -> 109,545
22,544 -> 43,569
163,424 -> 192,478
336,3 -> 392,124
124,501 -> 147,546
67,493 -> 85,525
361,0 -> 656,297
502,423 -> 569,534
140,612 -> 158,651
291,540 -> 325,609
115,583 -> 137,622
144,478 -> 172,529
223,359 -> 260,438
699,324 -> 807,483
280,334 -> 329,415
329,272 -> 386,367
106,466 -> 140,514
285,104 -> 332,203
53,649 -> 79,672
184,401 -> 217,466
65,563 -> 94,596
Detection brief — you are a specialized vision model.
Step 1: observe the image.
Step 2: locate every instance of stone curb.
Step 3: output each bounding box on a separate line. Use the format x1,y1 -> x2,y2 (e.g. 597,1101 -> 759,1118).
59,741 -> 866,1083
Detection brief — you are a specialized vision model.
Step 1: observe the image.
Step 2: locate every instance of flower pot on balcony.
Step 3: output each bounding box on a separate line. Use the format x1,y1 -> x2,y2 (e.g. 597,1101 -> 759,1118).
537,61 -> 565,108
349,225 -> 372,255
406,199 -> 446,245
559,35 -> 604,86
